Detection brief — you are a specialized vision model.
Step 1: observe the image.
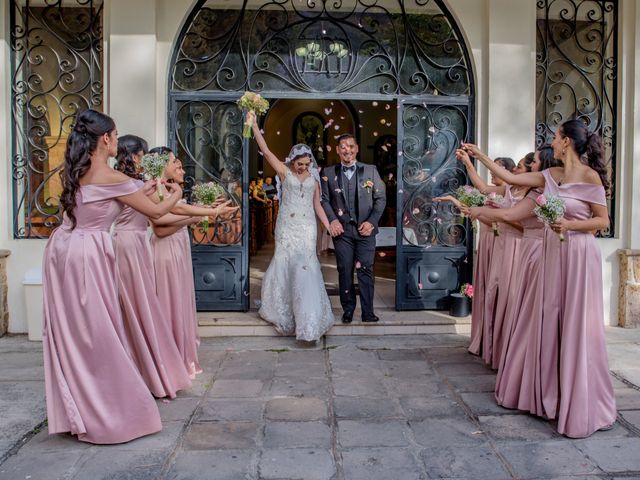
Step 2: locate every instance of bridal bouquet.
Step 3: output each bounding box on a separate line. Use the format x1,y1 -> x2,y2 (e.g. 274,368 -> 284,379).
485,192 -> 505,236
460,283 -> 474,299
192,181 -> 226,230
238,92 -> 270,138
140,152 -> 170,200
533,193 -> 566,241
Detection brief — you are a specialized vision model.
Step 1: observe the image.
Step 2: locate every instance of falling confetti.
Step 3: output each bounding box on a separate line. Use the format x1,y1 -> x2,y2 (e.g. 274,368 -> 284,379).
355,261 -> 361,269
334,135 -> 341,140
358,109 -> 364,114
428,126 -> 436,133
327,145 -> 332,152
380,119 -> 386,125
378,252 -> 386,257
276,131 -> 281,135
258,170 -> 263,175
373,132 -> 378,137
324,119 -> 334,129
258,151 -> 264,156
322,176 -> 329,181
334,125 -> 340,130
386,122 -> 392,127
372,101 -> 379,106
324,108 -> 332,115
385,104 -> 391,110
359,124 -> 363,128
412,208 -> 420,214
432,177 -> 437,183
331,101 -> 335,106
418,282 -> 423,289
381,145 -> 388,152
243,291 -> 249,296
338,209 -> 344,216
340,115 -> 345,120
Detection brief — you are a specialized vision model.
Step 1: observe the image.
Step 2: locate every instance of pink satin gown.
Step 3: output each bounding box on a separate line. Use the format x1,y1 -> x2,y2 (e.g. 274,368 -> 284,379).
494,191 -> 544,409
113,182 -> 192,398
42,181 -> 162,444
537,169 -> 616,438
151,225 -> 202,378
468,221 -> 495,356
481,186 -> 523,368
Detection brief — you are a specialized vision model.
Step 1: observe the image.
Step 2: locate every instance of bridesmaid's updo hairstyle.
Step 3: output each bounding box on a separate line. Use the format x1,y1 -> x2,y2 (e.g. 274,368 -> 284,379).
495,157 -> 516,172
559,119 -> 610,194
116,135 -> 148,179
60,109 -> 116,229
523,152 -> 536,172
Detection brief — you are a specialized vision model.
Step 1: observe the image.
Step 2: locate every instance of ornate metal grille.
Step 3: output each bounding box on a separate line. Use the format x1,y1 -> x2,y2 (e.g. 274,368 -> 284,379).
10,0 -> 104,239
171,0 -> 471,96
536,0 -> 617,237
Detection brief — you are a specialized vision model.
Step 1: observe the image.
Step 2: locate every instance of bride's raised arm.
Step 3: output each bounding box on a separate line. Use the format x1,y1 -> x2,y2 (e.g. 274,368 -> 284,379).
248,111 -> 288,179
461,144 -> 544,189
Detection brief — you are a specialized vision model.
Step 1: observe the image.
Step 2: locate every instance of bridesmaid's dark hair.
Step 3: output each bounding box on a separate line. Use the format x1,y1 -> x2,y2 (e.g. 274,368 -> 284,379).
60,109 -> 116,229
537,145 -> 562,171
116,135 -> 148,179
149,146 -> 173,156
559,119 -> 610,194
523,152 -> 536,172
495,157 -> 515,172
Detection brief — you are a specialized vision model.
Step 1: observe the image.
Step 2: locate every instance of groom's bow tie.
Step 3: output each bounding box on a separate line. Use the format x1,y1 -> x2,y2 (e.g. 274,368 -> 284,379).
343,165 -> 356,172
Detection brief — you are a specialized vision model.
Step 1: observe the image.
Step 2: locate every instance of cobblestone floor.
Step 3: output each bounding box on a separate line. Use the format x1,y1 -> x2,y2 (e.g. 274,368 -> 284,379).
1,331 -> 640,480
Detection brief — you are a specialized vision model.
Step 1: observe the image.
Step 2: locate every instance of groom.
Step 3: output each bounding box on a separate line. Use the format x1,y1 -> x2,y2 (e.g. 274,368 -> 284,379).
321,134 -> 386,323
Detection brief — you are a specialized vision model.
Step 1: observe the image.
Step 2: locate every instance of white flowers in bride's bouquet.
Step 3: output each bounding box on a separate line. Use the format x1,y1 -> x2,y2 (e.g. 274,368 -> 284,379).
192,181 -> 226,231
533,193 -> 566,241
237,92 -> 270,138
140,152 -> 170,200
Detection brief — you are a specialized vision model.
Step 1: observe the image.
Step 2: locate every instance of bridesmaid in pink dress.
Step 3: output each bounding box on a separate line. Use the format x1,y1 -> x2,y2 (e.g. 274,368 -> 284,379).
147,147 -> 238,378
466,119 -> 616,437
112,135 -> 192,398
466,147 -> 561,410
42,110 -> 183,444
456,152 -> 530,369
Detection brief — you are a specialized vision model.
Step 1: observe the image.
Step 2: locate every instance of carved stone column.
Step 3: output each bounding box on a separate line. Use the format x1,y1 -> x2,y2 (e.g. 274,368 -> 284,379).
0,250 -> 10,336
618,249 -> 640,328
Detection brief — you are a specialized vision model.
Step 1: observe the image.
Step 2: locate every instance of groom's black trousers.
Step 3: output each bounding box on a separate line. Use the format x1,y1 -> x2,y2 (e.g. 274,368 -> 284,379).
332,224 -> 376,316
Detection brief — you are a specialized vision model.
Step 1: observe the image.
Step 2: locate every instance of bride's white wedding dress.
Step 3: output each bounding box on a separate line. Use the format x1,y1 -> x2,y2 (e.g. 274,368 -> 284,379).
259,170 -> 335,341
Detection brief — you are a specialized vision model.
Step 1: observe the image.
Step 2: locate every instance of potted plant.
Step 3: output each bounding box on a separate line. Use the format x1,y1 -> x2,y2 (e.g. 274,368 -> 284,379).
450,283 -> 473,317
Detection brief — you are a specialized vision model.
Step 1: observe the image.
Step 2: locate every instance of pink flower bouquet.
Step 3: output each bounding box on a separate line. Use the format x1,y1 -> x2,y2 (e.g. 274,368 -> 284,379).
460,283 -> 474,299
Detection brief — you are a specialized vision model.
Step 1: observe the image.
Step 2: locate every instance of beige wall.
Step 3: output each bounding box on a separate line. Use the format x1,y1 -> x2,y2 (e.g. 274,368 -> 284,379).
0,0 -> 636,331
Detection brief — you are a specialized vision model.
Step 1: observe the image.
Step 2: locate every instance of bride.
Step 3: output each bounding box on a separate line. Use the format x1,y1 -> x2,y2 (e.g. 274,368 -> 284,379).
247,111 -> 335,341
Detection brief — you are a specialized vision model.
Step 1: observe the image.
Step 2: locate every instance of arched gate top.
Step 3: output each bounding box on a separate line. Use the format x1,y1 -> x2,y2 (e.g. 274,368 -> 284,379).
170,0 -> 474,97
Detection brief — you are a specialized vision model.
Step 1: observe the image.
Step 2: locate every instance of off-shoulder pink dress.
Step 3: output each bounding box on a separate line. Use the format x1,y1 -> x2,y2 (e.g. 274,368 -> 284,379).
537,169 -> 616,438
494,191 -> 544,409
481,186 -> 523,368
151,225 -> 202,378
42,181 -> 161,444
113,181 -> 192,398
468,221 -> 495,355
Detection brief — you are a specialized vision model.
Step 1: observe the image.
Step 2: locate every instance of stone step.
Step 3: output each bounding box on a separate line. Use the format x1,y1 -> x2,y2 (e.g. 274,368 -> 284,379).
197,309 -> 471,337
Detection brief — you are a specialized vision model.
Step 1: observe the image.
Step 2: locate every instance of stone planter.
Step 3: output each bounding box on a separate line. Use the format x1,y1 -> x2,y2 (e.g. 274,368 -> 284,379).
449,293 -> 471,317
0,250 -> 10,337
618,249 -> 640,328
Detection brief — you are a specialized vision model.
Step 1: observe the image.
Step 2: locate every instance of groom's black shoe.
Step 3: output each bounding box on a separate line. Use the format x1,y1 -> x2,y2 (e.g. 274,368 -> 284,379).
342,311 -> 354,324
362,313 -> 380,323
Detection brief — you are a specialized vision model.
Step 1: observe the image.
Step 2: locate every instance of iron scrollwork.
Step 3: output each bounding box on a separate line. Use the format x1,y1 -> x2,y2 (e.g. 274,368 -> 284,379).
171,0 -> 471,96
401,103 -> 469,248
175,100 -> 244,246
536,0 -> 617,237
11,0 -> 104,239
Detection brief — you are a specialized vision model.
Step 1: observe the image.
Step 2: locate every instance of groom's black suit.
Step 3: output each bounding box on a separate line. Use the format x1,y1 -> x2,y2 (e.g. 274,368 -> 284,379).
321,162 -> 386,317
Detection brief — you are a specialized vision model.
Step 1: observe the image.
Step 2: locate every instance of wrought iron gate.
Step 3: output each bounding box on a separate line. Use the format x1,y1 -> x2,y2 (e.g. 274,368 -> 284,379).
169,0 -> 474,311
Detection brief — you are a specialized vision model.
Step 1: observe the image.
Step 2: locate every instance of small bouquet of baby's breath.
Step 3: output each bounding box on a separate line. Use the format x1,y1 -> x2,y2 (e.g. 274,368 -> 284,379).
140,152 -> 169,200
455,186 -> 486,215
192,181 -> 225,230
533,193 -> 567,241
238,92 -> 270,138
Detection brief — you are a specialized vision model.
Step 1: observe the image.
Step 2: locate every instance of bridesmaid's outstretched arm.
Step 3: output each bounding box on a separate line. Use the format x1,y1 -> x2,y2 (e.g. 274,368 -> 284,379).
247,111 -> 288,179
120,180 -> 183,220
457,149 -> 505,195
461,144 -> 544,188
469,197 -> 536,223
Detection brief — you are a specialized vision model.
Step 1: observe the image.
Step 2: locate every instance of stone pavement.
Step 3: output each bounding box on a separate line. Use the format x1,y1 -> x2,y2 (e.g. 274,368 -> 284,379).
0,329 -> 640,480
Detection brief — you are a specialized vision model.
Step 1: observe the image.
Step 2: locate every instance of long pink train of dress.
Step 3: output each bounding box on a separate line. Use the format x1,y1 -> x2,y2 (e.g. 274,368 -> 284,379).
481,186 -> 523,368
537,169 -> 616,438
42,181 -> 162,444
113,182 -> 192,398
468,221 -> 495,355
151,225 -> 202,378
494,191 -> 544,409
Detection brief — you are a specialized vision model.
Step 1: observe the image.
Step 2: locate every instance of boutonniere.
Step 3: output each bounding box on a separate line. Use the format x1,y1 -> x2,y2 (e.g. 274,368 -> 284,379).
362,179 -> 374,192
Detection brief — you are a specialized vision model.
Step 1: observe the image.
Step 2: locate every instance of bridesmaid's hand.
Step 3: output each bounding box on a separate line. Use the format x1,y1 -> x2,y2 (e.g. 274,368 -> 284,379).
461,143 -> 483,158
212,195 -> 227,207
214,200 -> 240,220
550,217 -> 571,234
467,206 -> 481,220
455,149 -> 473,167
142,179 -> 157,197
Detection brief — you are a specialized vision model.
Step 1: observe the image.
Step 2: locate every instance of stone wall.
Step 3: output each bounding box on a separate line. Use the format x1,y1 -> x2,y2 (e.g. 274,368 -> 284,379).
618,249 -> 640,328
0,250 -> 9,336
